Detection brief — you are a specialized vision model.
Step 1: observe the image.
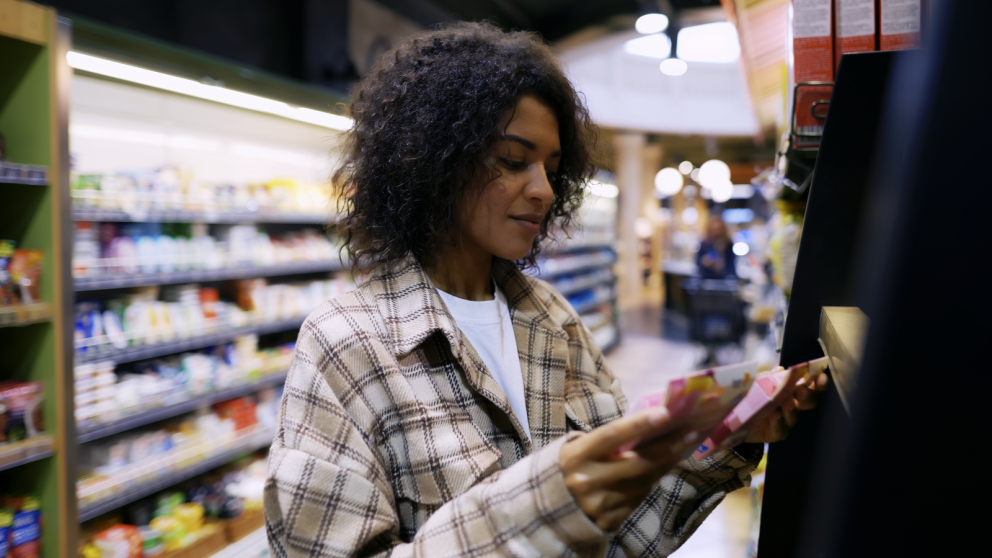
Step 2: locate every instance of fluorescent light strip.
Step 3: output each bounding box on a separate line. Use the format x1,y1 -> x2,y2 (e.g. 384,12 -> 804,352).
67,52 -> 354,131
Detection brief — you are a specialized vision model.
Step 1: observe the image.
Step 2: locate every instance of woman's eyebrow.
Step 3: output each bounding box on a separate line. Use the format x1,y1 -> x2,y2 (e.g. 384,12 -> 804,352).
501,134 -> 563,157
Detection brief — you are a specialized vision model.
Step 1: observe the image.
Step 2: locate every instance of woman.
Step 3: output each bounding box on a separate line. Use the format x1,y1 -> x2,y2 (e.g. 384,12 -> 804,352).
697,215 -> 737,279
265,23 -> 825,557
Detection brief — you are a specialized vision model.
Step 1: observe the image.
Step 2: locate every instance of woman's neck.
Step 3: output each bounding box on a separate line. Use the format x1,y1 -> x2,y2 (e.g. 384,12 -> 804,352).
428,243 -> 495,301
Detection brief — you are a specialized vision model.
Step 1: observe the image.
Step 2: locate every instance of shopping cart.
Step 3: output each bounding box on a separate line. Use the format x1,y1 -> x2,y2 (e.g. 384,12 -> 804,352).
681,277 -> 745,345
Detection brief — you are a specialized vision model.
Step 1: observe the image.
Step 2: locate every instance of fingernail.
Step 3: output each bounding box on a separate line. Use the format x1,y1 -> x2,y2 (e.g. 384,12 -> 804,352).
648,407 -> 669,427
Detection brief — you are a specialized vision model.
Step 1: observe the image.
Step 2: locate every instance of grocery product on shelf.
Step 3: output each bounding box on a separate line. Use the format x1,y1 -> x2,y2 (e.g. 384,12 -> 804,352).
0,242 -> 42,307
76,389 -> 280,509
79,453 -> 268,557
73,222 -> 340,278
71,168 -> 334,217
74,274 -> 351,356
74,339 -> 292,430
0,382 -> 45,444
0,494 -> 41,558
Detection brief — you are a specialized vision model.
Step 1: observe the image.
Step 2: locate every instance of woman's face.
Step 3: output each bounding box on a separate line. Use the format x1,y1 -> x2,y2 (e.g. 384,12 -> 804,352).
459,95 -> 560,262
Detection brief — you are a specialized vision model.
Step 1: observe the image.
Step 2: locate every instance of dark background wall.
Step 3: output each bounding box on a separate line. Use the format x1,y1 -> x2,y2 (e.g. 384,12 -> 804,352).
40,0 -> 725,94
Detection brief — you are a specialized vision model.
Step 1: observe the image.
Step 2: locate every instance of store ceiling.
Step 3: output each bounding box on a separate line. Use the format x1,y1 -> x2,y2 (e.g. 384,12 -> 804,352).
388,0 -> 725,41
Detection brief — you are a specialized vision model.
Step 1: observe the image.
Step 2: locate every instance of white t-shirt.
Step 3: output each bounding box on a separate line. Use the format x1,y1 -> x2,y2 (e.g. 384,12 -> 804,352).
436,285 -> 531,439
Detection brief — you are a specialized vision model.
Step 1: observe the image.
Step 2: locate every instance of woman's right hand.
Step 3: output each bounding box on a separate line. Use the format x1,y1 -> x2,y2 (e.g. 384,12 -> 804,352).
559,407 -> 696,531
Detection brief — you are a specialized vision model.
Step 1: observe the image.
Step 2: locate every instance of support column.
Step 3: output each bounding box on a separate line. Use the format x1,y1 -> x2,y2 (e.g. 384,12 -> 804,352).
613,132 -> 646,310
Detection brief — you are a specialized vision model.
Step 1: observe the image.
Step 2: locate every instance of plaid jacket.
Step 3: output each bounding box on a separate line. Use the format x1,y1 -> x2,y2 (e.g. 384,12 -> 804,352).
265,257 -> 762,558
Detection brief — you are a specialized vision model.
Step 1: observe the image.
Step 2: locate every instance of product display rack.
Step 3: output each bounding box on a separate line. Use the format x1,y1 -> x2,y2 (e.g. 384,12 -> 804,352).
74,259 -> 344,291
74,316 -> 306,365
77,371 -> 288,443
0,2 -> 74,557
73,207 -> 331,225
3,6 -> 354,554
77,428 -> 273,522
536,233 -> 620,351
58,14 -> 352,543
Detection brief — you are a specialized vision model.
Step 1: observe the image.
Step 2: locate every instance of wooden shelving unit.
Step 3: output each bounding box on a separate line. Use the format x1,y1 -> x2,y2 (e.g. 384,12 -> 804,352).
0,1 -> 74,556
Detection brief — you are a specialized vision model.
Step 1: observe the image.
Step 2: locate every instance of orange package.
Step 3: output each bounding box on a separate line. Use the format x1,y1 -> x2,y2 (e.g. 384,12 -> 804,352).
792,0 -> 834,148
93,524 -> 143,558
9,249 -> 42,304
835,0 -> 876,70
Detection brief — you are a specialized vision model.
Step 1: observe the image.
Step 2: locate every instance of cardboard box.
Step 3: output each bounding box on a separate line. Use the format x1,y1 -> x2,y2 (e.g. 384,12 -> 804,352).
792,0 -> 834,147
835,0 -> 876,70
878,0 -> 922,50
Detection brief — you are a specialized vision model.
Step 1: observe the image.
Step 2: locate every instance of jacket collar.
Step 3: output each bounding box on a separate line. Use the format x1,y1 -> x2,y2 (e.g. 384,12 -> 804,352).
366,256 -> 564,360
365,256 -> 569,450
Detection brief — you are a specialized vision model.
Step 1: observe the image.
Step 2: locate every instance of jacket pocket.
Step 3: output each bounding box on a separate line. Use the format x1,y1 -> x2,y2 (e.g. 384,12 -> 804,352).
380,407 -> 502,506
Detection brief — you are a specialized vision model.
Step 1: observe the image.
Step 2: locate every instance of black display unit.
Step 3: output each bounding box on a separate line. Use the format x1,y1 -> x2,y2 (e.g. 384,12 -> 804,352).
758,1 -> 984,556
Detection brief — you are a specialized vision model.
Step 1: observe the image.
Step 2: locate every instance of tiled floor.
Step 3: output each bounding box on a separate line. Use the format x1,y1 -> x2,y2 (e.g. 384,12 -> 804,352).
605,305 -> 753,558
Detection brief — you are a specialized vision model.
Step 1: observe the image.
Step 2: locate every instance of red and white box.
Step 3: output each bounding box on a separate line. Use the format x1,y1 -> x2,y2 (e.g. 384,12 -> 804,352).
792,0 -> 834,147
835,0 -> 876,70
878,0 -> 922,50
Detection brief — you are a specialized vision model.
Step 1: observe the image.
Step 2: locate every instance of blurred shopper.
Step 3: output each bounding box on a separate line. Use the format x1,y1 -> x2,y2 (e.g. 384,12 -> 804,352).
697,215 -> 737,279
265,22 -> 825,558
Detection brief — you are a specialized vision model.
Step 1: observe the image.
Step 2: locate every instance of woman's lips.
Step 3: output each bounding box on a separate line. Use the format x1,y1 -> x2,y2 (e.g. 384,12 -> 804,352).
510,216 -> 542,235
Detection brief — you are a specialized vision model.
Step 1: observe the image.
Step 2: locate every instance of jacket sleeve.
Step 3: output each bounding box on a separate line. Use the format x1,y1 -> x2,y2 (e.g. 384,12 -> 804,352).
264,320 -> 608,558
559,295 -> 763,558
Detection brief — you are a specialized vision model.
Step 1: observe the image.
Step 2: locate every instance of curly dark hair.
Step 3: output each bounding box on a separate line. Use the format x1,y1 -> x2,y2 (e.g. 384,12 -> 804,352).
330,21 -> 597,272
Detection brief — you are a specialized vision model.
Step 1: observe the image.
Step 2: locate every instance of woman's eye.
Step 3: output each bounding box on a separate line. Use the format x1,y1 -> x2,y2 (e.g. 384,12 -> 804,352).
500,158 -> 526,171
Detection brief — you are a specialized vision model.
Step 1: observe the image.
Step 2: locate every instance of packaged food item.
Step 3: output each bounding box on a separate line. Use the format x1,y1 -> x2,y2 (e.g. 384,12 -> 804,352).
878,0 -> 922,50
173,502 -> 204,533
9,249 -> 42,304
9,496 -> 41,558
93,524 -> 143,558
791,0 -> 834,148
0,382 -> 44,443
148,516 -> 185,551
138,527 -> 163,557
834,0 -> 876,70
0,508 -> 12,558
0,240 -> 15,306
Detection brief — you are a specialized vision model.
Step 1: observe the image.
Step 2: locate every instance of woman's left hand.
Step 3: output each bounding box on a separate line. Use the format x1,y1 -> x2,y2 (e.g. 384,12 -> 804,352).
745,372 -> 830,444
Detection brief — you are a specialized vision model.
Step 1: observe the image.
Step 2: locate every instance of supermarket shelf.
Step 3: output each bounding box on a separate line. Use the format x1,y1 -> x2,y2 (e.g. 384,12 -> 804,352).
600,334 -> 620,354
537,262 -> 615,280
0,161 -> 47,185
573,295 -> 616,315
78,371 -> 289,443
208,527 -> 269,558
546,244 -> 614,255
75,260 -> 344,291
0,303 -> 53,328
75,316 -> 306,365
556,276 -> 615,297
0,436 -> 54,472
73,207 -> 331,225
78,431 -> 273,522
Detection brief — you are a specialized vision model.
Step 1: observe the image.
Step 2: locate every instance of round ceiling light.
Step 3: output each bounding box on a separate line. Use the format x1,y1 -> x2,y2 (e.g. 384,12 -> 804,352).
678,160 -> 694,175
697,159 -> 731,189
710,179 -> 734,203
635,13 -> 670,34
654,167 -> 684,196
660,58 -> 688,76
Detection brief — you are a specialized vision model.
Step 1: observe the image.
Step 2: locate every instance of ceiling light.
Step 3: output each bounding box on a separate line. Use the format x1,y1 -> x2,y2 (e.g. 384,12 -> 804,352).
698,159 -> 731,189
678,161 -> 694,175
635,13 -> 670,34
660,58 -> 688,76
654,167 -> 683,196
682,206 -> 699,225
710,179 -> 734,203
624,34 -> 672,59
67,51 -> 354,131
588,180 -> 619,198
676,22 -> 741,64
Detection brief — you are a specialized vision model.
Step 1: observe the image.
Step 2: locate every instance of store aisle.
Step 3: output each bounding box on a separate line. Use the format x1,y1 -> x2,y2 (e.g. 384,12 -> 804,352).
605,305 -> 752,558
